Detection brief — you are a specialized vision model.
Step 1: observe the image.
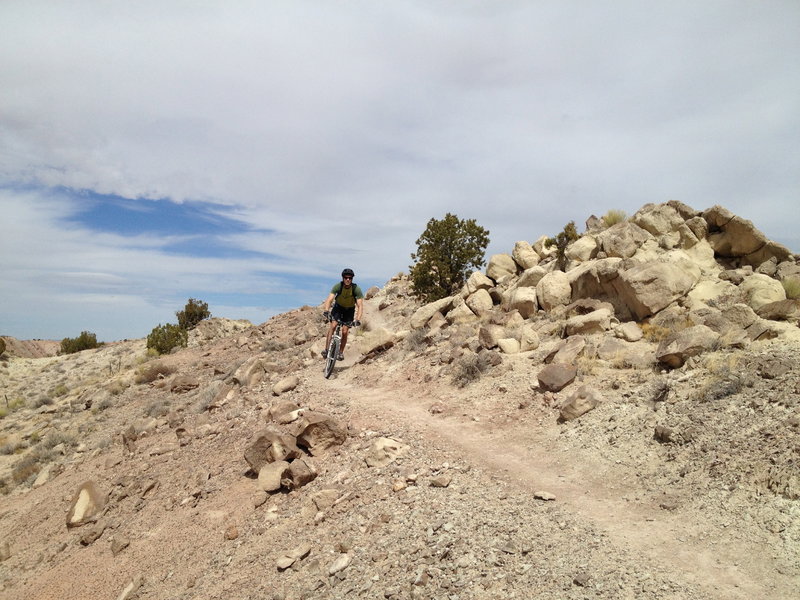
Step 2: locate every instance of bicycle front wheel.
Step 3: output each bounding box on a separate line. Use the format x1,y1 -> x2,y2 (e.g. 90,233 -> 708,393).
324,338 -> 339,378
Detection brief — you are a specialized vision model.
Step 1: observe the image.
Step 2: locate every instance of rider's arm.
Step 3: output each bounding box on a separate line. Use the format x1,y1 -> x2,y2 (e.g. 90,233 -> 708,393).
355,297 -> 364,322
323,293 -> 335,312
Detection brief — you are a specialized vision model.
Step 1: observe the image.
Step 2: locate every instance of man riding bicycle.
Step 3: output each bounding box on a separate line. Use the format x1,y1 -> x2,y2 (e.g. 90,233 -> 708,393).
322,268 -> 364,361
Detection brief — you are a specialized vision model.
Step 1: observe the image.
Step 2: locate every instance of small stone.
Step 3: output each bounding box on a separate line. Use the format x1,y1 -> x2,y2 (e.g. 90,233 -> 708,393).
392,480 -> 407,492
225,525 -> 239,540
111,536 -> 130,556
430,475 -> 452,488
533,491 -> 556,501
252,491 -> 269,508
328,553 -> 351,575
573,572 -> 591,587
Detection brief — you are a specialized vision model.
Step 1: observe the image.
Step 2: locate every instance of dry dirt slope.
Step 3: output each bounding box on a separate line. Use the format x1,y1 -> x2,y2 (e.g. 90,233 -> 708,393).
0,288 -> 798,599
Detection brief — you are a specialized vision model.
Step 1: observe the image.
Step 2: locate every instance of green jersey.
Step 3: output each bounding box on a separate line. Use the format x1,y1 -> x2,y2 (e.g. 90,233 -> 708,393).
331,282 -> 364,308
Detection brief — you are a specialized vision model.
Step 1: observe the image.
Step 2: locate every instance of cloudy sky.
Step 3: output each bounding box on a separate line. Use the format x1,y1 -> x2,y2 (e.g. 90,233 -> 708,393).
1,1 -> 798,341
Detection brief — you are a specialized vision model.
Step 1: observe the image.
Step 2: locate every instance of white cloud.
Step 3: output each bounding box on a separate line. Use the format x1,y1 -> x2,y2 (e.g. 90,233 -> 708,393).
1,1 -> 799,338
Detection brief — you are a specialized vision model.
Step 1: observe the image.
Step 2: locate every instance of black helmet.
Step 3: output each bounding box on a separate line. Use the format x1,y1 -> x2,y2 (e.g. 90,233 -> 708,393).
341,268 -> 355,278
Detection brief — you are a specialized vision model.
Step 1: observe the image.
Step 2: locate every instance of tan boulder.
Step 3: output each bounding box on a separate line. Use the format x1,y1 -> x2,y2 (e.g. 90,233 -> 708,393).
66,481 -> 107,528
548,336 -> 587,364
512,241 -> 540,270
257,461 -> 291,492
286,458 -> 318,489
365,437 -> 409,468
504,287 -> 538,318
565,236 -> 598,262
244,429 -> 303,473
272,375 -> 299,396
465,271 -> 494,295
497,338 -> 521,354
447,301 -> 478,324
595,222 -> 653,259
756,299 -> 800,323
565,308 -> 613,336
615,322 -> 643,342
740,273 -> 786,310
232,355 -> 267,387
516,265 -> 548,288
292,412 -> 347,456
559,386 -> 603,421
520,324 -> 540,352
358,328 -> 396,354
613,259 -> 700,320
465,289 -> 494,314
656,324 -> 721,368
536,271 -> 572,311
411,297 -> 454,329
487,253 -> 518,283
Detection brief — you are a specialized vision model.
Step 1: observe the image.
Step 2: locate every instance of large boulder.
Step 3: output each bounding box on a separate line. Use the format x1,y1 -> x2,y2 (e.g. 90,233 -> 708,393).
272,375 -> 299,396
520,324 -> 540,352
257,461 -> 291,492
565,236 -> 598,262
66,481 -> 107,528
244,428 -> 304,473
512,241 -> 540,270
704,205 -> 766,257
547,336 -> 587,364
536,271 -> 572,311
486,254 -> 518,283
740,273 -> 786,310
465,271 -> 494,295
447,301 -> 479,324
504,287 -> 538,318
516,266 -> 548,288
565,308 -> 613,336
411,297 -> 454,329
655,325 -> 721,368
613,259 -> 700,320
595,222 -> 653,259
756,299 -> 800,323
291,412 -> 347,456
465,289 -> 494,314
537,364 -> 578,392
359,328 -> 396,354
232,355 -> 267,387
632,203 -> 685,247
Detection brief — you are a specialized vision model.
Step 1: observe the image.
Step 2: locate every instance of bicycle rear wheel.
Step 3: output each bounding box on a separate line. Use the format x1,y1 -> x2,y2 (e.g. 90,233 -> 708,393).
324,338 -> 339,378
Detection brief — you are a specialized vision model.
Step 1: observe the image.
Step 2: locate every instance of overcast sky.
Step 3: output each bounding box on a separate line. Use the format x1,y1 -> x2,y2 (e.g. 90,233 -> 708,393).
1,1 -> 798,342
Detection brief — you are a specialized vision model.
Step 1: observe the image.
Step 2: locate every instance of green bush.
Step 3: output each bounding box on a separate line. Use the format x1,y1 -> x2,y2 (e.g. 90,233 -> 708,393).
60,331 -> 100,354
409,213 -> 490,302
544,221 -> 579,271
146,323 -> 188,355
176,298 -> 211,330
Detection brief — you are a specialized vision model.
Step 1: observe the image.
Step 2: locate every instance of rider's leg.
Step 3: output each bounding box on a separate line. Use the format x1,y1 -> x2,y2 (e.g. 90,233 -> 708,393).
325,321 -> 336,351
340,325 -> 349,353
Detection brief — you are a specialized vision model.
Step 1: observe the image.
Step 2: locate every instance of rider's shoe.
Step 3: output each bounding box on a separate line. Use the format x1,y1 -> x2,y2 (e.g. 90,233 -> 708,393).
321,350 -> 328,359
337,353 -> 344,361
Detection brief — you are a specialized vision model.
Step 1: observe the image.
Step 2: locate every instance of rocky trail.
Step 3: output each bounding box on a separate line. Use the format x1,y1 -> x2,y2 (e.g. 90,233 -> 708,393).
1,200 -> 799,599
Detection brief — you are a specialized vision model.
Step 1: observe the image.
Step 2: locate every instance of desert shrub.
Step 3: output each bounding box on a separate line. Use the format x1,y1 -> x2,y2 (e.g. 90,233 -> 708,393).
107,380 -> 128,396
176,298 -> 211,330
52,383 -> 68,397
135,362 -> 175,384
146,400 -> 170,418
409,213 -> 490,302
0,439 -> 26,455
602,209 -> 627,227
783,277 -> 800,300
11,453 -> 42,485
451,352 -> 493,387
41,431 -> 72,449
146,323 -> 188,355
0,337 -> 5,355
641,323 -> 671,342
406,328 -> 429,353
60,331 -> 100,354
31,395 -> 54,409
544,221 -> 579,271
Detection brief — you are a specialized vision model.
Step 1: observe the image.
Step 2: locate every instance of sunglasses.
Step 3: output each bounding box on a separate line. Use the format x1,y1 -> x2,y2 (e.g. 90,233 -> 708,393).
343,276 -> 353,280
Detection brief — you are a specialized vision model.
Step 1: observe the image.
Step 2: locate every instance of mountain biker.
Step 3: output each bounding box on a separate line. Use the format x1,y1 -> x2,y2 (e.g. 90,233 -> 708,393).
322,268 -> 364,361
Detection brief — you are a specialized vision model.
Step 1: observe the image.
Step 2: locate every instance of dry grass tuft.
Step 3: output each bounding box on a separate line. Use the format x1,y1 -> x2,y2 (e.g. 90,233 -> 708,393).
135,362 -> 175,384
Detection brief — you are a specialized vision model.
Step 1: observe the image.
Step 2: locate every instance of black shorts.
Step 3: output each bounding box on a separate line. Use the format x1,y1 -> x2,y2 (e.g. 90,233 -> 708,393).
331,304 -> 355,323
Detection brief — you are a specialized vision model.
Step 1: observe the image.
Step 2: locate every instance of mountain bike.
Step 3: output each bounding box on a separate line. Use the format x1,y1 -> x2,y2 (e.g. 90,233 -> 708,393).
323,315 -> 356,378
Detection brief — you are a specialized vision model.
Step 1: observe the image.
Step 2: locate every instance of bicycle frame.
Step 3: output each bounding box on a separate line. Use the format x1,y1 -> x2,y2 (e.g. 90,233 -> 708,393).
323,316 -> 354,378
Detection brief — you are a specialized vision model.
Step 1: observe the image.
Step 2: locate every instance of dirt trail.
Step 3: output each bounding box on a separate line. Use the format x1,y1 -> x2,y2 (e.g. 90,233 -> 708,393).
329,377 -> 794,600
